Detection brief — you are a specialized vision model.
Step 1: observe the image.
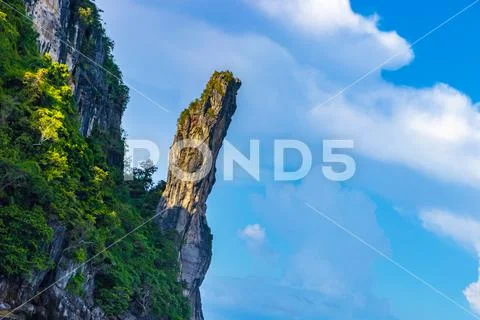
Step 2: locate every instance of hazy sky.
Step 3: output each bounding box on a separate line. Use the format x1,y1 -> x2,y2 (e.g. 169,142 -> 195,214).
96,1 -> 480,319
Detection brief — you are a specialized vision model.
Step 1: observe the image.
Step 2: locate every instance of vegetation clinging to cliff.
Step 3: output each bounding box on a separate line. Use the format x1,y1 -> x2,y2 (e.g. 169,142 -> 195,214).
0,1 -> 189,318
177,70 -> 236,127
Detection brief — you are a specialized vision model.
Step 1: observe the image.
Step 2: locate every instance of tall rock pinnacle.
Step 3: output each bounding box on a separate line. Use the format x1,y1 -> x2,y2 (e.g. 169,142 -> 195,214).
156,71 -> 241,320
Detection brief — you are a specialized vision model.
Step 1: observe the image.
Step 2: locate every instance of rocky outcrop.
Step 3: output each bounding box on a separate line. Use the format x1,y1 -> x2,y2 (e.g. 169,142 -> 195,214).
25,0 -> 128,166
156,71 -> 241,320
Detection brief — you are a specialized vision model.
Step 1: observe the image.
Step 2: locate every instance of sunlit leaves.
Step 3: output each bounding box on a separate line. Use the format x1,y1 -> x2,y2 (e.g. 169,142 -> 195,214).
32,108 -> 65,143
41,149 -> 68,181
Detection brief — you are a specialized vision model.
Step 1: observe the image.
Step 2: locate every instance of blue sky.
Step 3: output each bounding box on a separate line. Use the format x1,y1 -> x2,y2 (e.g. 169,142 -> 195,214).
96,0 -> 480,319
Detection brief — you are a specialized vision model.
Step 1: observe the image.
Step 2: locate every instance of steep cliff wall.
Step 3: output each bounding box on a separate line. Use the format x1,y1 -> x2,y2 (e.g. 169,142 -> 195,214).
0,1 -> 127,318
156,72 -> 241,320
25,0 -> 128,167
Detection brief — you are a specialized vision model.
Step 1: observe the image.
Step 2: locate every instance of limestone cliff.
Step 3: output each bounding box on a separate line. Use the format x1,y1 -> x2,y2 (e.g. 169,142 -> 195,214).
156,72 -> 241,320
25,0 -> 128,166
0,1 -> 124,319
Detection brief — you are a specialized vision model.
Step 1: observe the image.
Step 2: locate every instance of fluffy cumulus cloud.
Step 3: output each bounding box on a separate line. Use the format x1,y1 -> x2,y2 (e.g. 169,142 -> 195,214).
239,224 -> 267,247
312,83 -> 480,187
245,0 -> 480,188
245,0 -> 413,71
421,209 -> 480,314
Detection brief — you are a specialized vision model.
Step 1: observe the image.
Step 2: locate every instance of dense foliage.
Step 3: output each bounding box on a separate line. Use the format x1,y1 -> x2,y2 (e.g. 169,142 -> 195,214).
0,1 -> 189,318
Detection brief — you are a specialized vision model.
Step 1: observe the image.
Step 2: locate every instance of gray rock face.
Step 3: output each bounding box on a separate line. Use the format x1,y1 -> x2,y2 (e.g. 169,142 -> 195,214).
0,224 -> 104,320
23,0 -> 65,62
156,72 -> 241,320
25,0 -> 127,166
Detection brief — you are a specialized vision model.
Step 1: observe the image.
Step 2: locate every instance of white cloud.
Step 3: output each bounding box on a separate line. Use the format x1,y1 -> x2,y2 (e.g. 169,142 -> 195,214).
244,1 -> 480,189
465,279 -> 480,315
312,83 -> 480,187
421,209 -> 480,314
420,209 -> 480,252
239,224 -> 267,246
245,0 -> 413,70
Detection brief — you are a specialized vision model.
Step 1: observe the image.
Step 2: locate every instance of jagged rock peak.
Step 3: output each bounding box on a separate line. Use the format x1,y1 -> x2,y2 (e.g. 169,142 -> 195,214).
162,71 -> 241,214
156,71 -> 241,320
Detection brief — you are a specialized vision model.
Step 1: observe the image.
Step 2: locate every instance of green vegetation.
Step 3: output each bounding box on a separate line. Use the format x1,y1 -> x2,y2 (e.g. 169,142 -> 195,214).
67,272 -> 86,297
0,1 -> 189,318
78,7 -> 93,25
177,70 -> 235,126
75,0 -> 129,113
202,70 -> 234,98
0,204 -> 53,275
178,108 -> 190,126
